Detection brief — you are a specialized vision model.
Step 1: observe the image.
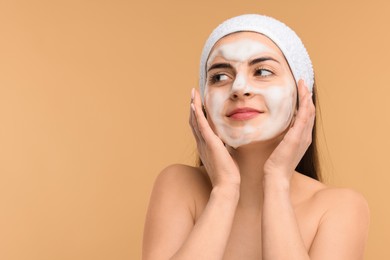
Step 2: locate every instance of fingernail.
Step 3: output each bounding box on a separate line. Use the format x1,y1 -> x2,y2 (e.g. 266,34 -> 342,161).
191,88 -> 195,101
308,92 -> 313,102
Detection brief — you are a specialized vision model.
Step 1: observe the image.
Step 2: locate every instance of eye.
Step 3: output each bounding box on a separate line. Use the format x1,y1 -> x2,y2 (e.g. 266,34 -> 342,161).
255,68 -> 273,77
208,73 -> 230,84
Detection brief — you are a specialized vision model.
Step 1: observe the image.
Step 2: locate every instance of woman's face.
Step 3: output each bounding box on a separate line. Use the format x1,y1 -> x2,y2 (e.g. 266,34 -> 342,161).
204,32 -> 297,148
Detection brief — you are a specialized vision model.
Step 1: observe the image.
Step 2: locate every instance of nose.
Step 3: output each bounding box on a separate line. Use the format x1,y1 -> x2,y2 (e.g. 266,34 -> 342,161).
230,74 -> 253,100
230,91 -> 253,100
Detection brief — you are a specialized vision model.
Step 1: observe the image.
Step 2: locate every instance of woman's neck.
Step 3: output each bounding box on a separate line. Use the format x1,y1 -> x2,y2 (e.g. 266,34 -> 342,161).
226,136 -> 283,210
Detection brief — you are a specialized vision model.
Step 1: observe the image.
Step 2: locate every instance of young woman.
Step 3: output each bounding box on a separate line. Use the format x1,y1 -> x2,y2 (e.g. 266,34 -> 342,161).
142,14 -> 369,260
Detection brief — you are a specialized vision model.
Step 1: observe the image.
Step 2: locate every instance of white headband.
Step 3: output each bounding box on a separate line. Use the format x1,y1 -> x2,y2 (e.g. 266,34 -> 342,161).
199,14 -> 314,100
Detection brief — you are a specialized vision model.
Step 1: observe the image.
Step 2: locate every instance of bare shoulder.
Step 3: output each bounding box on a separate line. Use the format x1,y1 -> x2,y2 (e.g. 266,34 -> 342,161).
314,185 -> 369,210
143,164 -> 212,259
293,173 -> 369,214
295,177 -> 371,258
292,173 -> 370,229
152,164 -> 212,215
293,174 -> 370,258
313,185 -> 370,232
154,164 -> 211,194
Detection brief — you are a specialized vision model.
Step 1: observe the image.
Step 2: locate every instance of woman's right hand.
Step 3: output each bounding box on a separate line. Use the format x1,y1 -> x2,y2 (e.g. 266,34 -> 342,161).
189,88 -> 241,189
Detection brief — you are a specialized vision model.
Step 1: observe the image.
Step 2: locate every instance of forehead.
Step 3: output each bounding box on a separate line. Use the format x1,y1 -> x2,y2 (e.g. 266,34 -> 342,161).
208,31 -> 285,62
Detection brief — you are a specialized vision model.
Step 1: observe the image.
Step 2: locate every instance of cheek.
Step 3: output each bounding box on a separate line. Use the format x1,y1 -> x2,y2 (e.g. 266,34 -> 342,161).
277,83 -> 295,107
205,112 -> 216,133
260,83 -> 296,129
204,88 -> 230,129
204,88 -> 229,115
275,85 -> 296,125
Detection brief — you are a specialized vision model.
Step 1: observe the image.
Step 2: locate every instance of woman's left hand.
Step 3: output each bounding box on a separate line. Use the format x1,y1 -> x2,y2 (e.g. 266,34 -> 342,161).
263,79 -> 316,183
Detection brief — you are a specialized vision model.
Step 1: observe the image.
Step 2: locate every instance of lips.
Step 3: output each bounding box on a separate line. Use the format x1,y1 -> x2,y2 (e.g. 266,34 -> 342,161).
227,107 -> 263,120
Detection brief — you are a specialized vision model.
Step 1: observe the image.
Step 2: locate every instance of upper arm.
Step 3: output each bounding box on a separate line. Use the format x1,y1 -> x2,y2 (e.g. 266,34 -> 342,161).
142,164 -> 205,260
309,189 -> 370,260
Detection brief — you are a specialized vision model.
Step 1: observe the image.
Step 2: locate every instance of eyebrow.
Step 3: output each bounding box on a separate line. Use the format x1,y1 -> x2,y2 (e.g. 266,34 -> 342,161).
207,56 -> 280,72
249,56 -> 280,66
207,63 -> 233,72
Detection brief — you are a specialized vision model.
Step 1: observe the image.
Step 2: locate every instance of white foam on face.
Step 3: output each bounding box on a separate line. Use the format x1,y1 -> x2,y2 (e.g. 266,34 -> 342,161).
204,39 -> 296,148
207,39 -> 272,65
231,73 -> 246,92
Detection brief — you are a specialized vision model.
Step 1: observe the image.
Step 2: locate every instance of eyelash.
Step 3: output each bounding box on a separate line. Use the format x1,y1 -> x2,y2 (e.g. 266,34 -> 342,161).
254,67 -> 274,77
208,67 -> 274,85
208,73 -> 229,84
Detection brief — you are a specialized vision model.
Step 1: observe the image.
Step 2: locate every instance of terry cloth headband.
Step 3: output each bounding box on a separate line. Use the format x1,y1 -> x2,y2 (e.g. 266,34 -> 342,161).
199,14 -> 314,101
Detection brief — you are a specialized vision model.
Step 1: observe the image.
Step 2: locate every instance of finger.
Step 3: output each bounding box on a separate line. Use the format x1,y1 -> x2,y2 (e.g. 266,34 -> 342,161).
295,81 -> 315,145
290,79 -> 307,127
304,94 -> 316,145
292,80 -> 312,131
190,106 -> 201,144
284,81 -> 314,149
306,93 -> 316,130
298,79 -> 308,102
192,89 -> 218,143
189,89 -> 202,144
300,81 -> 316,135
189,88 -> 194,127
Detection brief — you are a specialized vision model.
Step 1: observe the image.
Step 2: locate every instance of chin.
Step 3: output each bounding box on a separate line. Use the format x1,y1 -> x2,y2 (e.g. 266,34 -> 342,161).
224,131 -> 288,150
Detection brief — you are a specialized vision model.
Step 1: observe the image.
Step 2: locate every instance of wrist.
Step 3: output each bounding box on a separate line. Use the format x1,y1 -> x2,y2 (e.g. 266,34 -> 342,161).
211,184 -> 240,203
262,174 -> 290,192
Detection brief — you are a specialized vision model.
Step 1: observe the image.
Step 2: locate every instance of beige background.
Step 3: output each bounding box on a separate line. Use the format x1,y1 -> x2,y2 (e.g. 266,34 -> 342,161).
0,0 -> 389,259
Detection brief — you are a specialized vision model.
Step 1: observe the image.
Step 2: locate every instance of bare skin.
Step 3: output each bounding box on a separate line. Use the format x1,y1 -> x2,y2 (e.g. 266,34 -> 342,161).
142,32 -> 370,260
